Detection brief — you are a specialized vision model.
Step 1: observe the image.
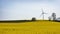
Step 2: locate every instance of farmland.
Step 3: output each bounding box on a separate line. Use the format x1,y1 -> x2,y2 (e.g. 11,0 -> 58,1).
0,20 -> 60,34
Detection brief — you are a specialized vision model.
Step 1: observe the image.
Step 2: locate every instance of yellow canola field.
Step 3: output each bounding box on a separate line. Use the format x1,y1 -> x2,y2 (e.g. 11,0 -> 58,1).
0,20 -> 60,34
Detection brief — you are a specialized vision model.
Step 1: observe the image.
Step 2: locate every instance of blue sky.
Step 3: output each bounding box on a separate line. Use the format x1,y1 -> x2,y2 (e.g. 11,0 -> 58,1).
0,0 -> 60,20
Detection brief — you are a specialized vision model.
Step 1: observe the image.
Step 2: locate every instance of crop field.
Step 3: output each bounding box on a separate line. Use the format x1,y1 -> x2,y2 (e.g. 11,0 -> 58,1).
0,20 -> 60,34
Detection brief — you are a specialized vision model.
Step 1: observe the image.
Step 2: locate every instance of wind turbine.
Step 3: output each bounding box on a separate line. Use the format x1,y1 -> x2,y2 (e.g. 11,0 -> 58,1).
40,8 -> 47,20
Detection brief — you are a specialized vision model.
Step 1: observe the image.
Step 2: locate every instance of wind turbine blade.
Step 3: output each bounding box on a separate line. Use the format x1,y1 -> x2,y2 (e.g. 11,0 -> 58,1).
43,11 -> 48,14
40,13 -> 43,17
41,8 -> 44,13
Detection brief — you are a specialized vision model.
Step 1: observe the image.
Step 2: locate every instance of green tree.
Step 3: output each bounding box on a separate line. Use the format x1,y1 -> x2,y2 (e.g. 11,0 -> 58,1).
32,17 -> 36,21
52,13 -> 56,21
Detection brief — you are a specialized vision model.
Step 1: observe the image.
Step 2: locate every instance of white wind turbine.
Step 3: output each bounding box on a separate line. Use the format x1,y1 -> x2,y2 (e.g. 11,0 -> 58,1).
40,8 -> 47,20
